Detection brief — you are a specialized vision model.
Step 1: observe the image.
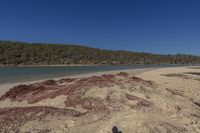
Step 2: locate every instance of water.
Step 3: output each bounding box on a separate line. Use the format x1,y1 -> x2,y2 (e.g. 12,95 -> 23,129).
0,65 -> 179,84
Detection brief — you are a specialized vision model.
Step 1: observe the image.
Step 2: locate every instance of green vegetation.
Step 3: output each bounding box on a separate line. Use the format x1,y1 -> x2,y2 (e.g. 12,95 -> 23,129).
0,40 -> 200,65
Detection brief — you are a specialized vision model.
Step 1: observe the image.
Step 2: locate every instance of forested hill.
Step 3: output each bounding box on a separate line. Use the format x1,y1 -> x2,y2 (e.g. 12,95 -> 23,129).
0,40 -> 200,65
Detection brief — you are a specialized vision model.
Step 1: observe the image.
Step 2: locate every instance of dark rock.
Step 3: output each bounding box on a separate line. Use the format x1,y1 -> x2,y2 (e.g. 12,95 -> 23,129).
112,126 -> 122,133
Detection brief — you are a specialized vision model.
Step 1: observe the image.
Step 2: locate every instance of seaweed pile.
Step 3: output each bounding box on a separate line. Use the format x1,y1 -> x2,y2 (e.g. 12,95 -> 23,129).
0,72 -> 155,132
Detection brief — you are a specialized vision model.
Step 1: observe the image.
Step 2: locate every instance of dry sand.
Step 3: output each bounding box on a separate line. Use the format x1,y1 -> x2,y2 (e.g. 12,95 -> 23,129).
0,66 -> 200,133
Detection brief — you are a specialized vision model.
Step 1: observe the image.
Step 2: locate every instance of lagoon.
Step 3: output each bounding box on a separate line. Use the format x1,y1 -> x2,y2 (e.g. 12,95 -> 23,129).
0,65 -> 181,84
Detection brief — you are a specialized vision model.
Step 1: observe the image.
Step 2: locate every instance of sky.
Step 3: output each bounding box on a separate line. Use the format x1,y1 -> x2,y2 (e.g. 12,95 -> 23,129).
0,0 -> 200,55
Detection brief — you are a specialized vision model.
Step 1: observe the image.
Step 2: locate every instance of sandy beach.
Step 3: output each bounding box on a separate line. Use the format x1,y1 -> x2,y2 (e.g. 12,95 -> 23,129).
0,66 -> 200,133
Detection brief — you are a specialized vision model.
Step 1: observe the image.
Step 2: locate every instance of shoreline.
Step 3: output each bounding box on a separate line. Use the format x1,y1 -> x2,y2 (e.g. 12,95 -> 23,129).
0,64 -> 99,67
0,65 -> 161,85
0,67 -> 155,91
0,66 -> 189,97
0,64 -> 174,85
0,66 -> 191,91
0,64 -> 191,67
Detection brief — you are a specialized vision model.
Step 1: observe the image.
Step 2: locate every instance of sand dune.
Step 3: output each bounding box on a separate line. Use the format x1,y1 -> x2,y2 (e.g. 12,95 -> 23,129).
0,67 -> 200,133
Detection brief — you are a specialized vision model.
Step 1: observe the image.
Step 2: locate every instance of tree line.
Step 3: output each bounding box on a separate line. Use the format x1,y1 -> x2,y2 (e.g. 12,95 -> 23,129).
0,40 -> 199,65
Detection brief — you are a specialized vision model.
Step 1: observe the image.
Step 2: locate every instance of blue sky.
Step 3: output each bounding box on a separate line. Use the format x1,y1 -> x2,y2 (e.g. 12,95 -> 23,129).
0,0 -> 200,54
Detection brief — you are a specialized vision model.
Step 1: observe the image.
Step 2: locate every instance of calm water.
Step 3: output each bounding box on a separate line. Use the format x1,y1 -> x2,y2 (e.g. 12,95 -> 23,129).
0,65 -> 180,84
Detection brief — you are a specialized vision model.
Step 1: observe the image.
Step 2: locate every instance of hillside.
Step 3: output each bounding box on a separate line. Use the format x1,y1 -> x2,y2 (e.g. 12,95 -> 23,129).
0,40 -> 199,65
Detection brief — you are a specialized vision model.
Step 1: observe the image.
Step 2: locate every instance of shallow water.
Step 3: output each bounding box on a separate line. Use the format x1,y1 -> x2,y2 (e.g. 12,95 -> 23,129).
0,65 -> 181,84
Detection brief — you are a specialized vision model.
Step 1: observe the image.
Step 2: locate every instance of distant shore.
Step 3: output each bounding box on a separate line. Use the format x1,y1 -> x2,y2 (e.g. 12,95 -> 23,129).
0,64 -> 193,67
0,64 -> 98,67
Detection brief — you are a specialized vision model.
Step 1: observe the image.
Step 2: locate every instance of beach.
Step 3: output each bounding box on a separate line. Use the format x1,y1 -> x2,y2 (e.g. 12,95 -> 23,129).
0,66 -> 200,133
